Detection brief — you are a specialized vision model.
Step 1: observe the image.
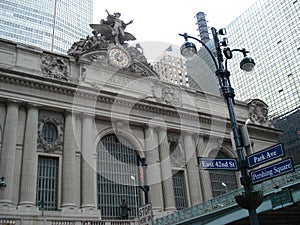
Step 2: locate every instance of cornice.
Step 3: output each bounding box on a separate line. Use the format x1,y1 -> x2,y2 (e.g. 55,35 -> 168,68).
0,70 -> 229,127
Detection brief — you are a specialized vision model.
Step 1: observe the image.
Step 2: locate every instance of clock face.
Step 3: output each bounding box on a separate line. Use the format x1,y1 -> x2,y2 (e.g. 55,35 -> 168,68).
108,47 -> 131,68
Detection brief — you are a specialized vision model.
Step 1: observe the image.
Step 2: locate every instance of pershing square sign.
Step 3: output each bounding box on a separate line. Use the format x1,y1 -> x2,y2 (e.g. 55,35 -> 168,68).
250,158 -> 294,184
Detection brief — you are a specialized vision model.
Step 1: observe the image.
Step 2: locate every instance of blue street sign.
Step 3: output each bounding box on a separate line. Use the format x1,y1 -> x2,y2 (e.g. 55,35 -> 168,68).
247,144 -> 284,168
198,158 -> 238,170
250,158 -> 294,184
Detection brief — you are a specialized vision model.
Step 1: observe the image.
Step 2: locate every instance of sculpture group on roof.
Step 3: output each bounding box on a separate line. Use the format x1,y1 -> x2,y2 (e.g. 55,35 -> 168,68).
99,10 -> 135,45
67,10 -> 136,57
66,10 -> 159,77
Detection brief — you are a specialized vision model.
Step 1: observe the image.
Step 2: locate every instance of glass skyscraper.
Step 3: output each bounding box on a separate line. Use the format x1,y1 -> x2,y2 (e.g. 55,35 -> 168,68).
225,0 -> 300,118
0,0 -> 93,54
187,0 -> 300,164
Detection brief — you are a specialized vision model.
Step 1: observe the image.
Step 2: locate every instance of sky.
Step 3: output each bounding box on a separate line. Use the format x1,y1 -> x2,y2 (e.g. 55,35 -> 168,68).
93,0 -> 258,61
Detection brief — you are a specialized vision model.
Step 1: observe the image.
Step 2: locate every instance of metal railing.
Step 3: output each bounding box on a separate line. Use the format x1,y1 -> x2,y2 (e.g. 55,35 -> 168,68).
0,219 -> 136,225
0,219 -> 16,225
154,164 -> 300,225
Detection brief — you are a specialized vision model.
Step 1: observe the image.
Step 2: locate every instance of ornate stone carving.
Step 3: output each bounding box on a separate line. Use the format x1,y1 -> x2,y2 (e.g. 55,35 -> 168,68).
38,113 -> 64,151
247,99 -> 272,127
153,85 -> 182,106
126,44 -> 147,63
41,54 -> 68,81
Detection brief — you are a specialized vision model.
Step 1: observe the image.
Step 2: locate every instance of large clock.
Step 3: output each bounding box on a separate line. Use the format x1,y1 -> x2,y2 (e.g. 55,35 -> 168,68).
107,46 -> 131,68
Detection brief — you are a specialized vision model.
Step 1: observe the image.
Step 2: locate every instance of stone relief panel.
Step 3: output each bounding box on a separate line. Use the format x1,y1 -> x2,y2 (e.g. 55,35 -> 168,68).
153,84 -> 182,106
41,54 -> 69,81
247,99 -> 272,127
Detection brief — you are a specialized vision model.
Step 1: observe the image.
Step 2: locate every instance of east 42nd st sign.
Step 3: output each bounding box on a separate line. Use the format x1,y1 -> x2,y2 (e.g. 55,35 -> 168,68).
198,158 -> 238,170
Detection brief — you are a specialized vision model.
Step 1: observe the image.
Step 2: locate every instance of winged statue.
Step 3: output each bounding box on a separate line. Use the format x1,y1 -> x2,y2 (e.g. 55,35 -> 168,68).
90,10 -> 136,45
90,23 -> 136,45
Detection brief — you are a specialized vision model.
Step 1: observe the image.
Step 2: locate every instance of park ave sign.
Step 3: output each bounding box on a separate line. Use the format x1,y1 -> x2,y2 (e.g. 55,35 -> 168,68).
246,144 -> 284,168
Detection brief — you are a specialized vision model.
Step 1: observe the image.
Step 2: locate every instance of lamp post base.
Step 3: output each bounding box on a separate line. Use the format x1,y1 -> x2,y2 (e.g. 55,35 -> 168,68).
235,191 -> 264,209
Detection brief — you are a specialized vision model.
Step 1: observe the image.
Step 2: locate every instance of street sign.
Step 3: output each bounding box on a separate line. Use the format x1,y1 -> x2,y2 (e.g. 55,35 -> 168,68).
250,158 -> 294,184
247,144 -> 284,168
198,158 -> 238,170
139,203 -> 153,225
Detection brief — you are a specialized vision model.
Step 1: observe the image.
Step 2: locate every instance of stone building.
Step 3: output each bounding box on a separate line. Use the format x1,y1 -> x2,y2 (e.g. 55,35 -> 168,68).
0,13 -> 281,224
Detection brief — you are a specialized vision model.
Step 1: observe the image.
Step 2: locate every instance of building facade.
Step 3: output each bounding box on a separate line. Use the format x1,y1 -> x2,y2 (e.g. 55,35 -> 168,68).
185,40 -> 221,96
0,0 -> 93,54
271,109 -> 300,164
225,0 -> 300,118
0,14 -> 281,224
152,45 -> 189,87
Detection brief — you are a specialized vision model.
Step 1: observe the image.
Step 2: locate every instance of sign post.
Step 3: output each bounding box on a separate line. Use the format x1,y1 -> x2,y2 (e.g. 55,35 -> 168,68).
197,144 -> 294,217
138,203 -> 153,225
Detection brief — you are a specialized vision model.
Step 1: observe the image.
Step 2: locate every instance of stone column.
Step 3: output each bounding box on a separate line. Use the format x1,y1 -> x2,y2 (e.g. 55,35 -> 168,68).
144,125 -> 164,212
18,104 -> 39,209
61,111 -> 77,211
183,131 -> 203,205
195,135 -> 213,200
0,101 -> 19,206
199,170 -> 213,201
157,127 -> 176,211
81,114 -> 97,212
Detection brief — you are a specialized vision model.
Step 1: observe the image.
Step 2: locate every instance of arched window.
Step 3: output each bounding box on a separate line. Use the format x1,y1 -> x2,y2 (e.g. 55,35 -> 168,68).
209,151 -> 238,197
97,134 -> 141,220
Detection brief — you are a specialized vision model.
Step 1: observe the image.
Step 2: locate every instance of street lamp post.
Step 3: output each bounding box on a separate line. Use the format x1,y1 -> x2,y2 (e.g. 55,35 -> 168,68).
179,27 -> 261,225
222,182 -> 228,193
130,175 -> 138,218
